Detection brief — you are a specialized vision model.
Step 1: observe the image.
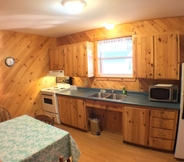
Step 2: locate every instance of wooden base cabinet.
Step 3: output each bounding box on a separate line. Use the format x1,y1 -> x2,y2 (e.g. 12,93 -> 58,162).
123,106 -> 178,151
58,96 -> 71,126
71,98 -> 87,130
149,109 -> 178,151
123,107 -> 149,146
57,95 -> 179,151
58,96 -> 87,131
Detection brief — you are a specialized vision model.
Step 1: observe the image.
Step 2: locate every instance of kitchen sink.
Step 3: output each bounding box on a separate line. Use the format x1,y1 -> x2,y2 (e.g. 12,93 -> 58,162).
89,92 -> 127,101
105,94 -> 127,100
89,92 -> 111,98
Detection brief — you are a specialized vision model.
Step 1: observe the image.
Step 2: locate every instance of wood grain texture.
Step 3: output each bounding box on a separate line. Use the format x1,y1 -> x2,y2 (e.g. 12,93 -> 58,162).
49,47 -> 64,70
86,100 -> 123,134
56,124 -> 179,162
52,42 -> 94,77
123,107 -> 149,146
154,33 -> 179,79
149,109 -> 178,151
0,31 -> 57,118
1,16 -> 184,119
57,16 -> 184,91
133,35 -> 154,78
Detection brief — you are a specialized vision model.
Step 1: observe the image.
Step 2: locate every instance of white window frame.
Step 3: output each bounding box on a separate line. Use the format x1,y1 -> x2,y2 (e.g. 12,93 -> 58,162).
96,36 -> 133,78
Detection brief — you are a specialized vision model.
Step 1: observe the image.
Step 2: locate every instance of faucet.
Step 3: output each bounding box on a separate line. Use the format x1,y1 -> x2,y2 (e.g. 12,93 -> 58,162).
111,89 -> 114,94
100,89 -> 106,93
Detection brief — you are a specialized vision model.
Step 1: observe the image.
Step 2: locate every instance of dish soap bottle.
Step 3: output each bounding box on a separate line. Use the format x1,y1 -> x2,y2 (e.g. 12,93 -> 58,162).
122,86 -> 127,95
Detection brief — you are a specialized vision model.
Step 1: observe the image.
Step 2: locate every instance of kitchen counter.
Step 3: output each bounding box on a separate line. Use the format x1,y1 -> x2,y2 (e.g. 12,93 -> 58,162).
56,87 -> 180,110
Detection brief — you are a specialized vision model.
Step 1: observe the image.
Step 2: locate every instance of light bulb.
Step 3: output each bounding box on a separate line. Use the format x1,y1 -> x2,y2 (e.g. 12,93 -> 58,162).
104,23 -> 114,30
62,0 -> 86,13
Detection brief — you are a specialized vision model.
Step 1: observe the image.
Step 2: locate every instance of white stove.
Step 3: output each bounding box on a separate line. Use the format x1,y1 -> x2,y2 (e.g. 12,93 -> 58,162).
41,80 -> 71,124
41,83 -> 70,94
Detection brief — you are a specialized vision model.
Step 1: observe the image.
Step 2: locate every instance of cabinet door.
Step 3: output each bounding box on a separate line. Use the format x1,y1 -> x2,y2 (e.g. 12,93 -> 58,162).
133,35 -> 154,78
124,107 -> 149,146
58,96 -> 87,130
70,99 -> 87,130
49,47 -> 64,70
154,33 -> 179,79
59,41 -> 94,77
74,42 -> 94,77
76,99 -> 87,130
74,42 -> 86,76
86,42 -> 94,77
70,98 -> 78,128
64,45 -> 75,76
58,96 -> 72,125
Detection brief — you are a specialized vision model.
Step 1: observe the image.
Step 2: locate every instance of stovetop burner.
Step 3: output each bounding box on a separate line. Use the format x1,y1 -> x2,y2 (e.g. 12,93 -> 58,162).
44,87 -> 66,91
41,84 -> 70,94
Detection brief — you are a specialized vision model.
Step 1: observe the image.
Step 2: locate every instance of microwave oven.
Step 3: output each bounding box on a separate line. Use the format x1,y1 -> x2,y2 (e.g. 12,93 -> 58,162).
149,84 -> 179,103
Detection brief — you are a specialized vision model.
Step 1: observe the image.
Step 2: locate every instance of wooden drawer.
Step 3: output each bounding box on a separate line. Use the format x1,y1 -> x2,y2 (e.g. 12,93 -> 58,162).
149,128 -> 173,139
149,137 -> 173,151
150,117 -> 174,129
86,100 -> 122,112
151,110 -> 175,119
86,100 -> 106,110
85,100 -> 94,107
106,105 -> 122,112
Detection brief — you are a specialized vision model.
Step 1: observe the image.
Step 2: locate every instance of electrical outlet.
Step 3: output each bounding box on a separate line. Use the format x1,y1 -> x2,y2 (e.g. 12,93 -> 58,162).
84,80 -> 88,86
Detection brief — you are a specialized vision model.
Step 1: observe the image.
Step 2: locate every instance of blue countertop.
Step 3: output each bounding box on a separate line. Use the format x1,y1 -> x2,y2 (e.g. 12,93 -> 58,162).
56,87 -> 180,110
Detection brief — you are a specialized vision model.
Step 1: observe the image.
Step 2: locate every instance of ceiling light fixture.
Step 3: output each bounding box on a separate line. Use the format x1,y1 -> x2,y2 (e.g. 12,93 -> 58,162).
62,0 -> 86,13
104,23 -> 115,30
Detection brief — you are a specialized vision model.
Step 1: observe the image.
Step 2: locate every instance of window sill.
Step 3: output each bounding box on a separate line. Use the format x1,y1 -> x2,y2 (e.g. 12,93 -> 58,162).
95,77 -> 137,82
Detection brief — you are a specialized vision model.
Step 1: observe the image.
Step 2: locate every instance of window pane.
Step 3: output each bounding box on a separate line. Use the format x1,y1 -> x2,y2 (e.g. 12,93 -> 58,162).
97,36 -> 133,77
101,58 -> 132,74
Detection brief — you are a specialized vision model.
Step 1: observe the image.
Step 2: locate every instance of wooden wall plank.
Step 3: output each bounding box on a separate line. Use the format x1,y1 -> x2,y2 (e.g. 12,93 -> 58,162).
57,17 -> 184,91
1,16 -> 184,118
0,31 -> 57,118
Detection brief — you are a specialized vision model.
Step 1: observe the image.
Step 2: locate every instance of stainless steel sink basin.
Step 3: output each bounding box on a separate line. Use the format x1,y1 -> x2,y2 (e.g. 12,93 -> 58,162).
105,94 -> 127,100
89,92 -> 127,101
89,92 -> 111,98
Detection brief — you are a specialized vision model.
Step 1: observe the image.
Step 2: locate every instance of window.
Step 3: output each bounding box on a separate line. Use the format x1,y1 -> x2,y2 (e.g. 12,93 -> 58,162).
97,37 -> 133,77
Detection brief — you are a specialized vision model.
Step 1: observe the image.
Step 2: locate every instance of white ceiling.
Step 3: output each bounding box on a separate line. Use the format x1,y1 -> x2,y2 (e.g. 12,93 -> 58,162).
0,0 -> 184,38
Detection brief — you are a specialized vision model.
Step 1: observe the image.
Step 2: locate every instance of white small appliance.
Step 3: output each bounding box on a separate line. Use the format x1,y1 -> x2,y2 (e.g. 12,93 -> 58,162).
175,63 -> 184,159
41,76 -> 71,124
47,70 -> 64,77
149,84 -> 179,103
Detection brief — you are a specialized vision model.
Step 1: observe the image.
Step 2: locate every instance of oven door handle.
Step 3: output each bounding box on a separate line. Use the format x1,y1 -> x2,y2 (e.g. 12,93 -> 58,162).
42,94 -> 53,97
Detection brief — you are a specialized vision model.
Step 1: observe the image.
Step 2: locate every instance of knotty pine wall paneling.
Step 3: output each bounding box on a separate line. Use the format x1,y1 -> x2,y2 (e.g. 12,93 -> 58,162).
87,107 -> 122,134
57,16 -> 184,92
0,31 -> 57,118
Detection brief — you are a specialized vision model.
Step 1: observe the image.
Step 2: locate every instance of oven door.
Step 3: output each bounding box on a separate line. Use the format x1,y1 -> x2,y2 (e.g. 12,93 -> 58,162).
41,94 -> 58,113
